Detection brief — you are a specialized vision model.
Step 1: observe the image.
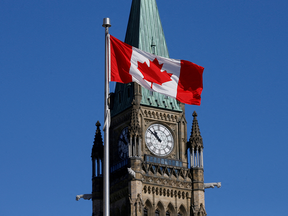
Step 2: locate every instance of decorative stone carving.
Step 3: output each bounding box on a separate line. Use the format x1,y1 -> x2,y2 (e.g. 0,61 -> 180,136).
129,100 -> 141,137
76,194 -> 92,201
143,109 -> 179,122
127,167 -> 136,178
135,194 -> 144,214
204,182 -> 221,189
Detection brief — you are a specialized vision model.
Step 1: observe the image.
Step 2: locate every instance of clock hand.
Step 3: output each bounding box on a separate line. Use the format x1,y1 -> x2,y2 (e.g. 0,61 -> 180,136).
149,129 -> 162,143
120,137 -> 128,145
153,131 -> 162,143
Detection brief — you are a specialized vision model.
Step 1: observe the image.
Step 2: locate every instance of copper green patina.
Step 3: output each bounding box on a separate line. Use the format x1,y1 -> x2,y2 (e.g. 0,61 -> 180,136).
111,0 -> 182,117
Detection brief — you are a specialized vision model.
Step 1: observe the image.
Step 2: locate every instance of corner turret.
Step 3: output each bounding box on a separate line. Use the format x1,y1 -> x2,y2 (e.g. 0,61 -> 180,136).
91,121 -> 104,177
91,121 -> 104,216
188,112 -> 207,216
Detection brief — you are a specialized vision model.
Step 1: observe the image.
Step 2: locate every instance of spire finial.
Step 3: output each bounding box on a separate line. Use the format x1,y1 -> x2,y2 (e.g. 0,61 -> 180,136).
96,120 -> 101,128
192,111 -> 197,117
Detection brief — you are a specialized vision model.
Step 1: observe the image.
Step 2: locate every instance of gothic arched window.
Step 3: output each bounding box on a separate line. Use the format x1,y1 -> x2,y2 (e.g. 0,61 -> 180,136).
178,213 -> 182,216
166,211 -> 170,216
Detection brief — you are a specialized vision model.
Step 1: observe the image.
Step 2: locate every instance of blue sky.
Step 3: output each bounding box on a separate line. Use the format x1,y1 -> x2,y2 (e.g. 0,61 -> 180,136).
1,0 -> 288,215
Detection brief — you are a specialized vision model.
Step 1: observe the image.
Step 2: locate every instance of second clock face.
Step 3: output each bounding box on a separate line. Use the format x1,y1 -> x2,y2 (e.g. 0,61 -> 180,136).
118,127 -> 129,159
145,123 -> 174,156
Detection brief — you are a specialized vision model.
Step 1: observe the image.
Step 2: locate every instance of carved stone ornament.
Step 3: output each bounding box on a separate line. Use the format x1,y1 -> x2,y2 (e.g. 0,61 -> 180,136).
127,167 -> 136,178
204,182 -> 221,189
135,194 -> 144,214
76,194 -> 92,201
128,100 -> 141,136
143,109 -> 179,123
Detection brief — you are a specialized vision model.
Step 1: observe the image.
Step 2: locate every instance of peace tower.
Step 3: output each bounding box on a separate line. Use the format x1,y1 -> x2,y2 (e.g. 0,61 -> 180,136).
89,0 -> 212,215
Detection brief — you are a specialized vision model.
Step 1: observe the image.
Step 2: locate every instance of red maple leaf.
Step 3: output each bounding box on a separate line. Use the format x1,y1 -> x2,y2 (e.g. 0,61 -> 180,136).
137,58 -> 173,89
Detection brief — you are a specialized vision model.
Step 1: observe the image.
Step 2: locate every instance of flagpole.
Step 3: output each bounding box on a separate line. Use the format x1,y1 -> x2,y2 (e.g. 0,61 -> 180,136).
102,17 -> 111,216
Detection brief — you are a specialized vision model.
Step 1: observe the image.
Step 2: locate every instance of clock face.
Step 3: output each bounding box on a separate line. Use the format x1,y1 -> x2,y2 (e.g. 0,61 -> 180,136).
145,124 -> 174,156
118,127 -> 129,159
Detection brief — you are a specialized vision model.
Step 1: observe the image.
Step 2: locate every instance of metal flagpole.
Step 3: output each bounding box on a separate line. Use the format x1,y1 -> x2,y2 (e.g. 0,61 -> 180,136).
102,17 -> 111,216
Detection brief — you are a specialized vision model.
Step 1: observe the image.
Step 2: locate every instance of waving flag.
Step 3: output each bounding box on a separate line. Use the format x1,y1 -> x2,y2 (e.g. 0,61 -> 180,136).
109,35 -> 204,105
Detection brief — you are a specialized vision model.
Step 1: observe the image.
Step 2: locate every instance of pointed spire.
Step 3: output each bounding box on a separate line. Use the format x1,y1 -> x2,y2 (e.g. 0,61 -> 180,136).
188,111 -> 203,149
91,121 -> 103,159
111,0 -> 182,116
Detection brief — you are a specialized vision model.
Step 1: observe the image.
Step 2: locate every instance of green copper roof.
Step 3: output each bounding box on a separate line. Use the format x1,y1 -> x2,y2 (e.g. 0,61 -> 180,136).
111,0 -> 182,116
125,0 -> 169,57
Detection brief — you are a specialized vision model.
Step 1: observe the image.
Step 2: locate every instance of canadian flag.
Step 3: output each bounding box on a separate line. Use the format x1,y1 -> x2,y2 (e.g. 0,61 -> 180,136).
109,35 -> 204,105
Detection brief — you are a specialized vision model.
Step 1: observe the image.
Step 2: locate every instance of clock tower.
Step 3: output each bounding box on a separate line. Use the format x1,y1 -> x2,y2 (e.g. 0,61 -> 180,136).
91,0 -> 207,215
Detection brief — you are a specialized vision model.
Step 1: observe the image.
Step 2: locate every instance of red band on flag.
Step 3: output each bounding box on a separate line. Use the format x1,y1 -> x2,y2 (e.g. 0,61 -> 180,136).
176,60 -> 204,105
110,35 -> 133,83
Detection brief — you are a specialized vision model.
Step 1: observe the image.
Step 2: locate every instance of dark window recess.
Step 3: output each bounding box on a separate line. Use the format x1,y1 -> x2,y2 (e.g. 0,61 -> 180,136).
118,92 -> 121,103
128,87 -> 130,98
155,210 -> 160,216
144,208 -> 148,216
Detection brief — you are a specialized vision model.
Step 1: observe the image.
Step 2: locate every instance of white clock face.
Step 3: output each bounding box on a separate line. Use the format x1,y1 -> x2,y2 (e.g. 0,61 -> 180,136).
118,127 -> 129,159
145,124 -> 174,156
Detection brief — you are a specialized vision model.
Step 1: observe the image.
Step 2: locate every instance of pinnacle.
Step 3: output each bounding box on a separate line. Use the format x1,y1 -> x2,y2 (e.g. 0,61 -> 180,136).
187,111 -> 203,148
92,120 -> 103,159
96,121 -> 101,127
192,112 -> 200,137
192,111 -> 197,117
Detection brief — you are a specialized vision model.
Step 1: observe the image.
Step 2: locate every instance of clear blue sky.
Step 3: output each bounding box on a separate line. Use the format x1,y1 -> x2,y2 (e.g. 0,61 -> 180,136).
1,0 -> 288,215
